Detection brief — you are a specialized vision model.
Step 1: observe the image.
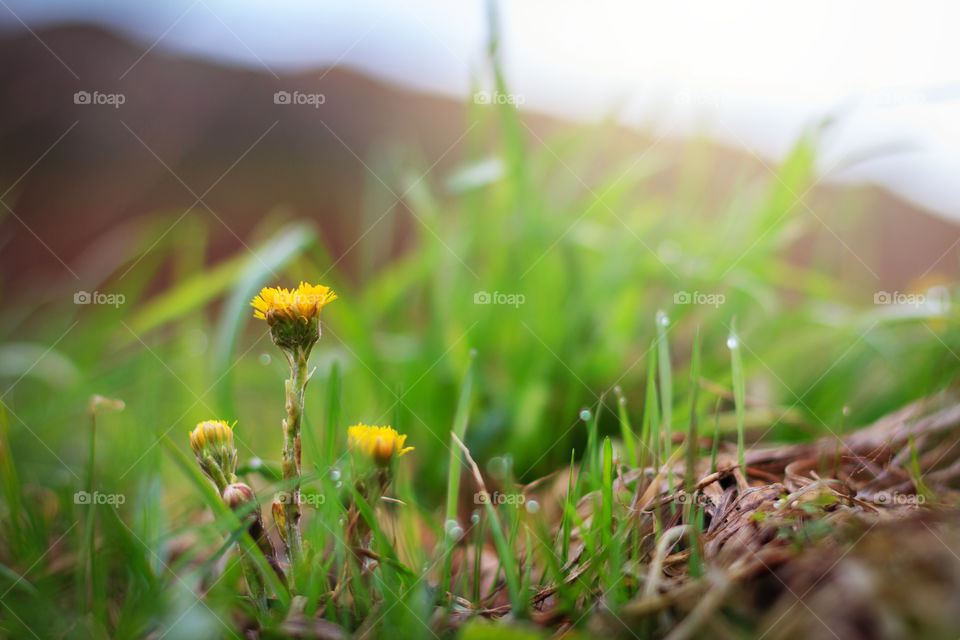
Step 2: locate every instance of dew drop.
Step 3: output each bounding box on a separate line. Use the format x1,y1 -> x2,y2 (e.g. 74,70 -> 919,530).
579,409 -> 592,421
726,335 -> 739,350
248,457 -> 262,469
259,353 -> 271,365
444,519 -> 461,538
470,510 -> 481,524
842,405 -> 851,416
329,467 -> 341,481
658,312 -> 670,326
334,481 -> 343,489
525,500 -> 541,514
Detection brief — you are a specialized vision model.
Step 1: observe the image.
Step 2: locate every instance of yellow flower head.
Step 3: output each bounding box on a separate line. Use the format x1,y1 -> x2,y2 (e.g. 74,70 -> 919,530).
189,420 -> 238,490
251,282 -> 337,325
189,419 -> 235,456
348,423 -> 414,467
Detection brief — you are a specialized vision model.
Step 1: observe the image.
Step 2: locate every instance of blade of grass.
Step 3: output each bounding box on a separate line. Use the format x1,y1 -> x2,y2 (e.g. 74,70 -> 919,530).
685,327 -> 701,496
560,448 -> 575,565
324,360 -> 341,468
656,312 -> 673,496
451,432 -> 523,617
601,437 -> 613,549
442,351 -> 476,598
641,342 -> 659,480
614,386 -> 637,468
729,318 -> 746,475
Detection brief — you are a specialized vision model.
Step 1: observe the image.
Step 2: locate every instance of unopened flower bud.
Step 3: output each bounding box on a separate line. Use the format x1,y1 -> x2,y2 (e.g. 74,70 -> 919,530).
189,420 -> 239,491
222,482 -> 256,510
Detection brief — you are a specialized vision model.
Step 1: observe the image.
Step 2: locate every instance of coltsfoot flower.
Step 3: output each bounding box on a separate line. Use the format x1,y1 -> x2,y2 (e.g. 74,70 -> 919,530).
348,424 -> 414,467
189,419 -> 239,491
251,282 -> 337,351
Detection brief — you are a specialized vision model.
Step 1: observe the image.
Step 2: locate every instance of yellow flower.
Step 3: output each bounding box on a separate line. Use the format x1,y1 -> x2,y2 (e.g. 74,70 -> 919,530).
189,419 -> 235,455
348,424 -> 414,467
251,282 -> 337,324
189,420 -> 238,491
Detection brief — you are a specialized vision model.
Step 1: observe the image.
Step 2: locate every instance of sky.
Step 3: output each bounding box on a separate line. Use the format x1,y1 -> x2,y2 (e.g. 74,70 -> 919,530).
3,0 -> 960,221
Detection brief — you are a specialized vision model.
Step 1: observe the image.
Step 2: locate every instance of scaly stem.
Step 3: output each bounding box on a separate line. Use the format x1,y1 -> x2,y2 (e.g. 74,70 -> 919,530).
281,346 -> 310,562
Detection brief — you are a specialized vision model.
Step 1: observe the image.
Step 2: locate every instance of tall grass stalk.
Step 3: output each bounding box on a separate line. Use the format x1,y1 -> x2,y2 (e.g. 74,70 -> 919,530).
729,318 -> 747,475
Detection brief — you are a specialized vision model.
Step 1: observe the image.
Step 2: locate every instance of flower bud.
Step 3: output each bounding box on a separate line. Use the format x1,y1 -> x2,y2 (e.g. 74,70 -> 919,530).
189,420 -> 239,491
222,482 -> 256,510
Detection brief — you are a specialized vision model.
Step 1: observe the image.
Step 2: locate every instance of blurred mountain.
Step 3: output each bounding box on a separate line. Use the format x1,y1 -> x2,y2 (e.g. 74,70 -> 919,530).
0,24 -> 957,293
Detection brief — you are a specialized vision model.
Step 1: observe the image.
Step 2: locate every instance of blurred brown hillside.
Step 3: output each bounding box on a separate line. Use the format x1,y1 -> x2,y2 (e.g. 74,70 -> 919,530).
0,24 -> 957,294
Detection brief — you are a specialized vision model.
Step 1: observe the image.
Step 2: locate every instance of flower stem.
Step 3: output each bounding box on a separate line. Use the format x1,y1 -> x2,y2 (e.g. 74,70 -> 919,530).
281,346 -> 309,561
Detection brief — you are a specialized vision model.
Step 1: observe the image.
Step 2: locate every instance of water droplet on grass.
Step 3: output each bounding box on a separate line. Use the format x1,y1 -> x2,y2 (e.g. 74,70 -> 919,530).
259,353 -> 271,365
525,500 -> 540,514
579,409 -> 592,421
726,335 -> 739,350
445,519 -> 462,538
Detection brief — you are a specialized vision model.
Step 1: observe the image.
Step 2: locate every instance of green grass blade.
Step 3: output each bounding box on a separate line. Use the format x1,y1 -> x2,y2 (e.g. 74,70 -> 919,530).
442,351 -> 476,598
324,359 -> 341,468
614,386 -> 637,468
601,437 -> 613,548
656,312 -> 674,493
685,326 -> 701,495
729,318 -> 747,475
